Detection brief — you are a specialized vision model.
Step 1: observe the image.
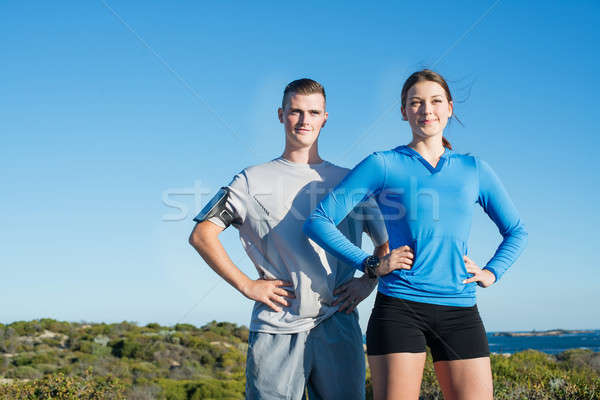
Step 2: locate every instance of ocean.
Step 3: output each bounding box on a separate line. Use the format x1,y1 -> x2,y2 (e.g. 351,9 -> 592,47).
487,330 -> 600,355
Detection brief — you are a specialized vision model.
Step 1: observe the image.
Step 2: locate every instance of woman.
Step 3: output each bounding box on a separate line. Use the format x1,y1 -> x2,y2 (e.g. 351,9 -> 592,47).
303,70 -> 527,400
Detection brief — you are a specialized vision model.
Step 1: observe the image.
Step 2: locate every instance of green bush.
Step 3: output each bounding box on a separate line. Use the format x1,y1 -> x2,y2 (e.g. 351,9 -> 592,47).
6,365 -> 43,379
156,378 -> 244,400
7,321 -> 41,336
0,369 -> 126,399
175,323 -> 197,332
110,338 -> 153,361
12,352 -> 57,367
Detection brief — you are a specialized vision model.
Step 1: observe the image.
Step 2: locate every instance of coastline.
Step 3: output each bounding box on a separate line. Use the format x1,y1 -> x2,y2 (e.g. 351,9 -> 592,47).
492,329 -> 596,337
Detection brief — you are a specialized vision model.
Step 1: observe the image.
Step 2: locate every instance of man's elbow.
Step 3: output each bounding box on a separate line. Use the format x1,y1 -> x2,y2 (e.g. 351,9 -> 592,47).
188,230 -> 202,250
188,231 -> 199,247
189,224 -> 209,250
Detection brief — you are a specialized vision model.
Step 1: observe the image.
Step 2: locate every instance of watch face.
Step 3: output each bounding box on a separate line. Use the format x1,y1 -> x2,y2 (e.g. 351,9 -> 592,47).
366,256 -> 380,269
365,257 -> 379,278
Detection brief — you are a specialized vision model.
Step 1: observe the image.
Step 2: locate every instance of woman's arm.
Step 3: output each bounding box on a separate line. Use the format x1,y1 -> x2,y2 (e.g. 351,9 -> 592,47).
303,153 -> 386,271
476,157 -> 528,282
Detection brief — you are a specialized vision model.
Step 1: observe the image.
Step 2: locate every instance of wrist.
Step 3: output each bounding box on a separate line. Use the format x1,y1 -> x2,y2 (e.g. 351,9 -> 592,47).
482,268 -> 497,283
237,276 -> 254,297
361,273 -> 378,284
362,255 -> 380,279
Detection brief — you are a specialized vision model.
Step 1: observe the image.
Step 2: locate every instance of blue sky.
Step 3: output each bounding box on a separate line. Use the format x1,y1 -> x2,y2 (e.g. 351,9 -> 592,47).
2,0 -> 599,333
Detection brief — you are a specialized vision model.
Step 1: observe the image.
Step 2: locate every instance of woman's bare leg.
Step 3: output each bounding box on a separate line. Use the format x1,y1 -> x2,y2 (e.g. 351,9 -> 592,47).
434,357 -> 493,400
368,352 -> 427,400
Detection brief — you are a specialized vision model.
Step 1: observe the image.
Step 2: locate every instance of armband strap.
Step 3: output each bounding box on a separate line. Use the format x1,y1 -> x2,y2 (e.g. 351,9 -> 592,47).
193,187 -> 235,227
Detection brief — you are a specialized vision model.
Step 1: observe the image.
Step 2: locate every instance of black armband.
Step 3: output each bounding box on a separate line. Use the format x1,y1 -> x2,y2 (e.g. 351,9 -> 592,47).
193,187 -> 235,227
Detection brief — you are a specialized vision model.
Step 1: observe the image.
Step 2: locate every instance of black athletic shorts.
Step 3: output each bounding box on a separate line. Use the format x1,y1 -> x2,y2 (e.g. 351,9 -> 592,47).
366,292 -> 490,362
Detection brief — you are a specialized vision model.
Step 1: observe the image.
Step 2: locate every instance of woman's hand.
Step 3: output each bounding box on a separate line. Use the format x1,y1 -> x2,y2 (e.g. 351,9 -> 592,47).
377,245 -> 414,276
463,255 -> 496,288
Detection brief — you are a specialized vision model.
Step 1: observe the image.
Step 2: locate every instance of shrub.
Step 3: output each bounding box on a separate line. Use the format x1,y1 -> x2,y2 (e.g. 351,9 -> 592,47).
6,365 -> 43,380
0,368 -> 126,399
175,324 -> 197,332
110,338 -> 153,361
156,378 -> 245,400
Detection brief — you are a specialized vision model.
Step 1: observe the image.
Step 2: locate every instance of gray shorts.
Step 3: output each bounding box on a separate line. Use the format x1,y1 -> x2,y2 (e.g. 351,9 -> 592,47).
245,311 -> 365,400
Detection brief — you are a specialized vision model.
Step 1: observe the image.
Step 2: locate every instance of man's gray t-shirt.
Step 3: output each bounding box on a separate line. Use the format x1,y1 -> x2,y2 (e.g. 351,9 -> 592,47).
202,157 -> 388,334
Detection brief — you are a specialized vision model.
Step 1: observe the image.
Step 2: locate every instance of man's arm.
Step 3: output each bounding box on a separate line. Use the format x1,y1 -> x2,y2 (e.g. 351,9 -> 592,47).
189,220 -> 294,312
332,241 -> 390,314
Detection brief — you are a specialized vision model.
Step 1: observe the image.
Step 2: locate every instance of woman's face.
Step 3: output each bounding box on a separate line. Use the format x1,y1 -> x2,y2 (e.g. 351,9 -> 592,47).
402,80 -> 453,140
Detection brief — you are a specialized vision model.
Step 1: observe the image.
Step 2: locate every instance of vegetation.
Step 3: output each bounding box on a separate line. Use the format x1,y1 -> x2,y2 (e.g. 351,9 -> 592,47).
0,319 -> 598,399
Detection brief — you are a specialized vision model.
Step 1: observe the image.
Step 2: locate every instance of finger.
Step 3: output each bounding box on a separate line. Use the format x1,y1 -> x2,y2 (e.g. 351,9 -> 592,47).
271,295 -> 289,307
338,298 -> 354,313
393,245 -> 412,255
274,288 -> 295,298
347,303 -> 358,314
392,260 -> 411,270
274,280 -> 293,287
390,263 -> 405,271
395,246 -> 413,256
401,257 -> 413,265
333,283 -> 349,296
462,277 -> 479,284
464,264 -> 480,274
463,255 -> 473,264
390,246 -> 403,255
333,292 -> 351,307
264,299 -> 282,313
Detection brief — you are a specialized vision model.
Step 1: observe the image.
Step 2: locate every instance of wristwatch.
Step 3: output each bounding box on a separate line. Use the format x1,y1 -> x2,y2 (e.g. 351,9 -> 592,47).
362,255 -> 381,279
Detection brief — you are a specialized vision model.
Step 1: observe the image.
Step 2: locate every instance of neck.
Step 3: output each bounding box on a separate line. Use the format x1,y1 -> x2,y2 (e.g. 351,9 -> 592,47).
407,135 -> 446,159
281,143 -> 323,164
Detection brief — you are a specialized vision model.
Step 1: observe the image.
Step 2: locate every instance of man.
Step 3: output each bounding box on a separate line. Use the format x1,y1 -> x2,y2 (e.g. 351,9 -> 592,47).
189,79 -> 401,399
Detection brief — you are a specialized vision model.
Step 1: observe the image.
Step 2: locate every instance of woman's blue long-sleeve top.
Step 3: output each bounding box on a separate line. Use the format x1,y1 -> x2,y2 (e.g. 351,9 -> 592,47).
303,145 -> 528,306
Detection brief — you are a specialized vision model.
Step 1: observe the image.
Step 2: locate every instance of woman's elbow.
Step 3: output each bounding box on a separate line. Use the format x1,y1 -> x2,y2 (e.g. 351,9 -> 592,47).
519,226 -> 529,247
506,223 -> 528,249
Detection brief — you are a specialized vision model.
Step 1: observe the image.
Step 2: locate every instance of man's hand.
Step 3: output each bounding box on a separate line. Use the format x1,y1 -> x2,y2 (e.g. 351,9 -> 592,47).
377,245 -> 414,276
241,279 -> 295,312
462,255 -> 496,288
332,275 -> 377,314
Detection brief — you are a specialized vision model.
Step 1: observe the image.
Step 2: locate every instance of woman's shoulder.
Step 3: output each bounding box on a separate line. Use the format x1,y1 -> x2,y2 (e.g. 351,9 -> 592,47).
447,150 -> 481,167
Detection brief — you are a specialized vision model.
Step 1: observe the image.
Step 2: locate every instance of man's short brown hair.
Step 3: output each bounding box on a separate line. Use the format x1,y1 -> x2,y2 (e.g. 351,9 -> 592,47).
281,78 -> 326,109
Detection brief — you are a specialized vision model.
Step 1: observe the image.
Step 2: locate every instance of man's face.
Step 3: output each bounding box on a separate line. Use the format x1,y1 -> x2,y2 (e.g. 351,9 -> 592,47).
278,93 -> 328,149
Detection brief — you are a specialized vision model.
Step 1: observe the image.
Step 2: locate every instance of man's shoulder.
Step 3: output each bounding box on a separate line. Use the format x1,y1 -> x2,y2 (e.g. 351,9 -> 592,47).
234,159 -> 282,181
323,160 -> 350,173
242,158 -> 349,177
